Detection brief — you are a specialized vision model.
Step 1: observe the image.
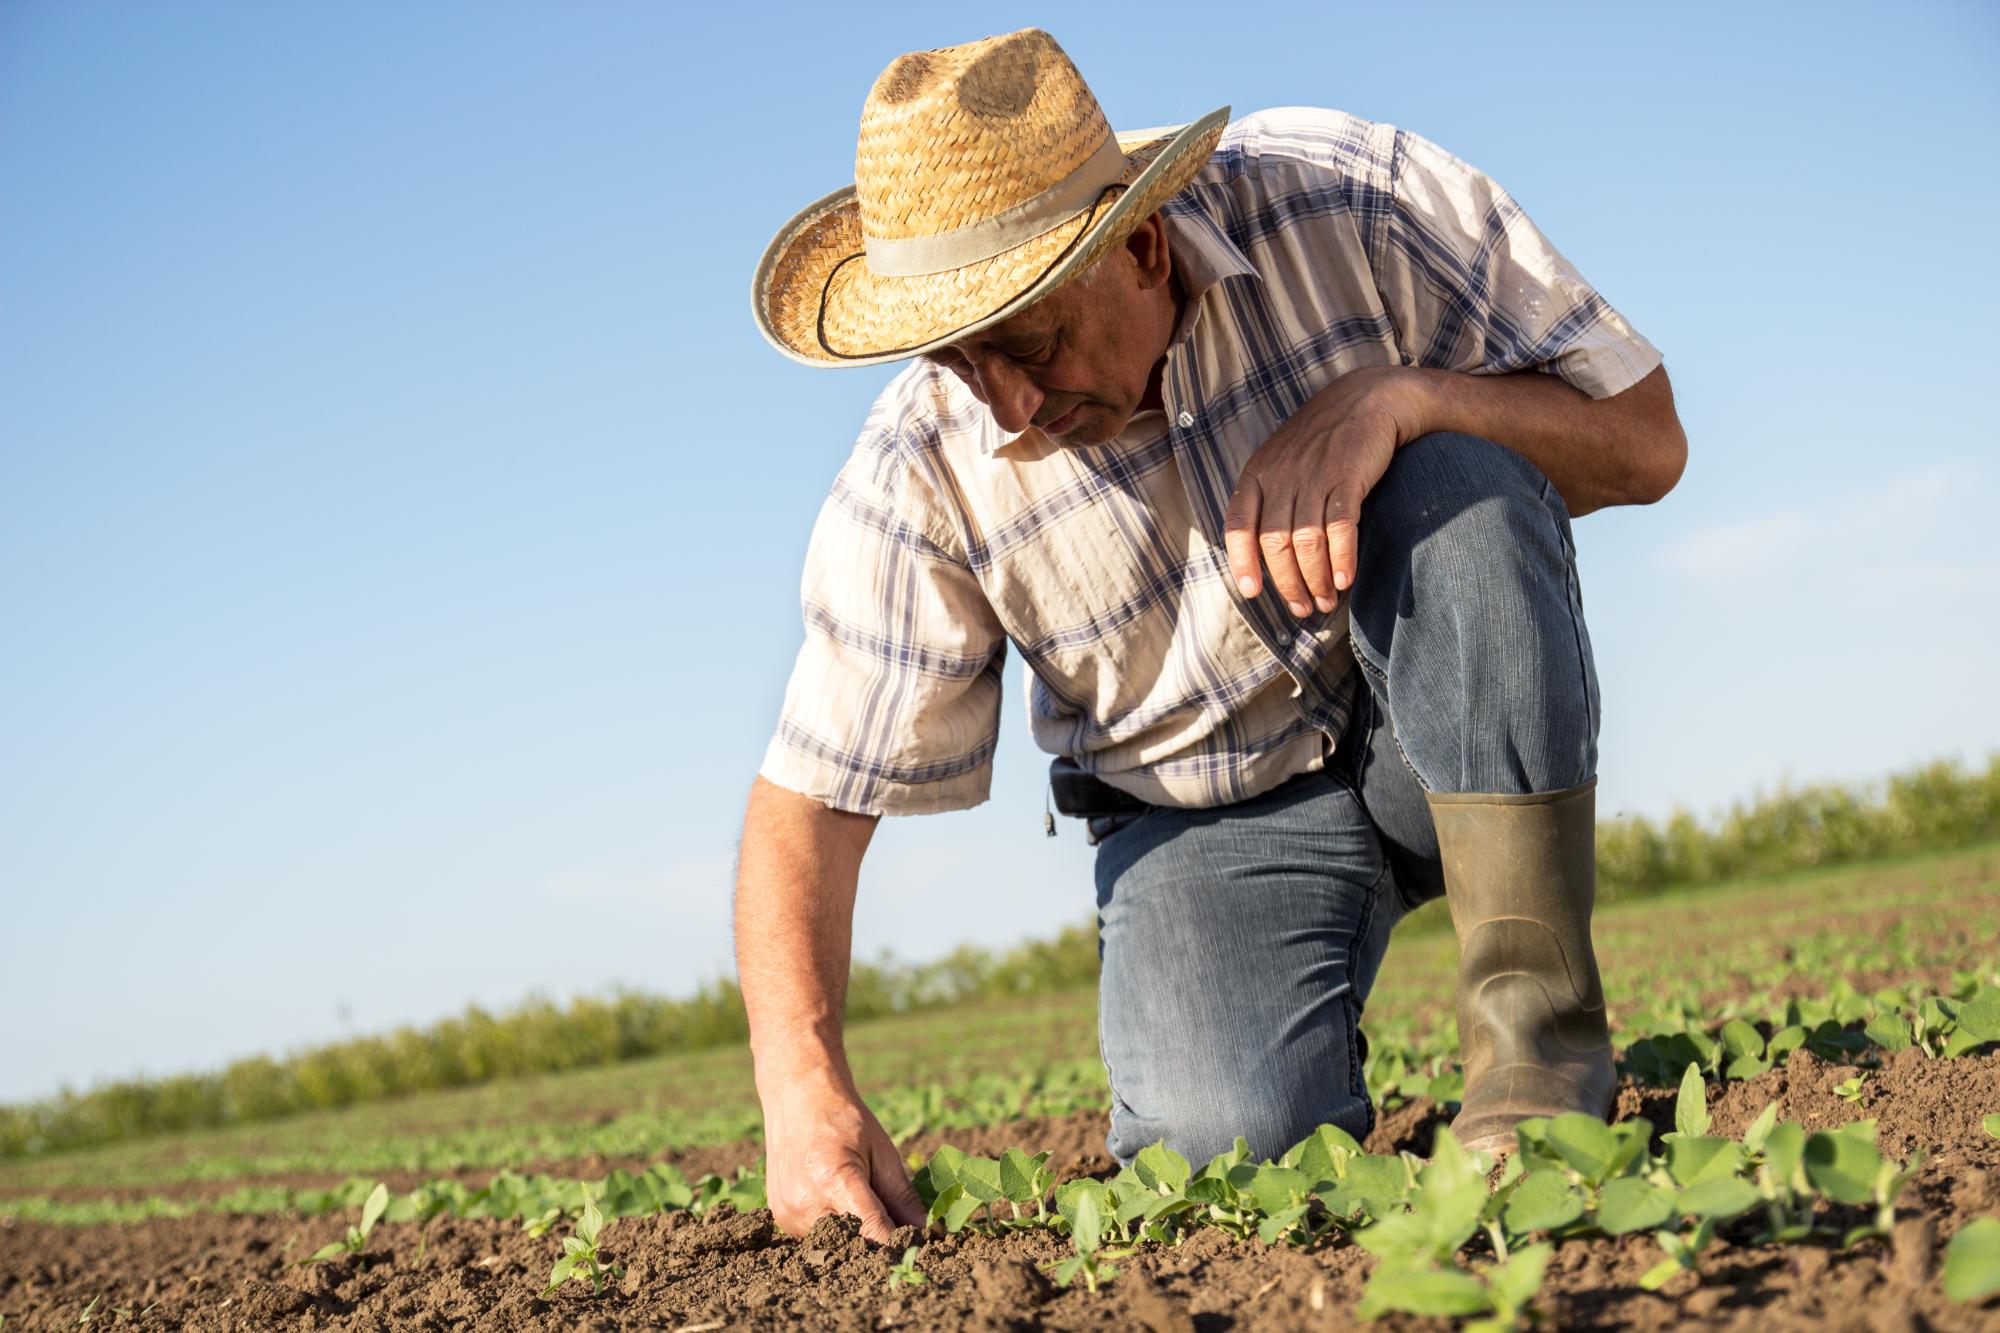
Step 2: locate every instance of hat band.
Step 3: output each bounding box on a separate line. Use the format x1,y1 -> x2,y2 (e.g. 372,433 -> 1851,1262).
861,134 -> 1127,278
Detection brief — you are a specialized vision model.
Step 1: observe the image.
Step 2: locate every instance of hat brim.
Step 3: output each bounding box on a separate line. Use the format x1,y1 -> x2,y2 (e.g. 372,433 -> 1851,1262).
752,106 -> 1230,368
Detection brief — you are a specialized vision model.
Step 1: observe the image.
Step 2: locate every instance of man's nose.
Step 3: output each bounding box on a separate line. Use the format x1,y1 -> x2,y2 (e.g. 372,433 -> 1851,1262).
975,357 -> 1043,434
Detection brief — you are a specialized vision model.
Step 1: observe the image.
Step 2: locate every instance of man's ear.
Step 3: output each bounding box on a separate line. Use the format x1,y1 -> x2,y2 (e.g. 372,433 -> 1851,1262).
1123,212 -> 1172,292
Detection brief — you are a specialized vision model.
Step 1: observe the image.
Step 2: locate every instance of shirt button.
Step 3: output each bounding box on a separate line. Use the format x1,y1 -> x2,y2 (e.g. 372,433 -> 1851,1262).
1176,410 -> 1194,428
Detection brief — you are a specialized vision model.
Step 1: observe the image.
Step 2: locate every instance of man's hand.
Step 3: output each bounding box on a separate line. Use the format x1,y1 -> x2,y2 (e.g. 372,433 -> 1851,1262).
760,1067 -> 926,1242
1221,366 -> 1427,618
734,776 -> 917,1242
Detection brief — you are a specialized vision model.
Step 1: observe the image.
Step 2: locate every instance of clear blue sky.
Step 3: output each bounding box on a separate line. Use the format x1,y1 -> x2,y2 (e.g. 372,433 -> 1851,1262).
2,0 -> 1995,1103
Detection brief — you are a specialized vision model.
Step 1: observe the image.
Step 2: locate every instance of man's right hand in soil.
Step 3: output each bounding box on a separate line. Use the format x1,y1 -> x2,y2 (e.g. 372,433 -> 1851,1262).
735,776 -> 925,1243
758,1067 -> 926,1243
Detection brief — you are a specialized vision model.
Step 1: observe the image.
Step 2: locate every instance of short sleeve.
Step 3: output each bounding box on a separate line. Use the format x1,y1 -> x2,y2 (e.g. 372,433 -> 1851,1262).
1371,127 -> 1663,400
758,425 -> 1008,816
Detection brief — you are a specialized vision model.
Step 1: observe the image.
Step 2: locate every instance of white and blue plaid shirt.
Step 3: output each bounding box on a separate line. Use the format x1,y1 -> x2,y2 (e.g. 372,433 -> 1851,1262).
761,107 -> 1662,814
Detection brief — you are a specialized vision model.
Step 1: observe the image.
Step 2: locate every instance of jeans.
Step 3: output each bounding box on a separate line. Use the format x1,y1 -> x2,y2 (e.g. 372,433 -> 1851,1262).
1090,431 -> 1601,1166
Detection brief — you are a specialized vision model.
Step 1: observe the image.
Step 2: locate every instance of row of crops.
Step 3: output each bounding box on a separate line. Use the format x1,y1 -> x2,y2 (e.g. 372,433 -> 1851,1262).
12,1063 -> 1995,1316
3,846 -> 1997,1327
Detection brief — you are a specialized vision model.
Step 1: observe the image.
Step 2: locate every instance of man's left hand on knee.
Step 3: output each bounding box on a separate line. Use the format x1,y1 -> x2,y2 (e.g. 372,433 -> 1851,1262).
1222,364 -> 1428,619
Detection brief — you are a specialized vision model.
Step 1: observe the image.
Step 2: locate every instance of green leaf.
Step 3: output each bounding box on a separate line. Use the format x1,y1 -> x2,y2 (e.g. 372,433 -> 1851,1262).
542,1253 -> 577,1298
1942,1028 -> 1987,1059
1072,1186 -> 1105,1257
1597,1177 -> 1676,1235
1719,1019 -> 1764,1060
1132,1142 -> 1190,1195
305,1240 -> 350,1263
1256,1201 -> 1311,1245
1510,1117 -> 1553,1155
1282,1123 -> 1361,1184
1767,1025 -> 1807,1058
1675,1063 -> 1712,1138
1761,1122 -> 1806,1188
1864,1013 -> 1913,1052
1724,1054 -> 1773,1080
1637,1258 -> 1684,1291
998,1148 -> 1050,1205
1982,1113 -> 2000,1141
1741,1101 -> 1780,1155
358,1182 -> 390,1237
645,1163 -> 694,1210
924,1181 -> 962,1228
1675,1177 -> 1762,1221
1544,1114 -> 1620,1184
1804,1130 -> 1884,1206
577,1184 -> 603,1245
1415,1126 -> 1491,1254
1319,1154 -> 1409,1221
955,1156 -> 1004,1203
1944,1217 -> 2000,1304
1503,1169 -> 1585,1234
1487,1241 -> 1553,1315
1666,1137 -> 1743,1188
1247,1165 -> 1314,1218
1042,1254 -> 1086,1289
1359,1263 -> 1491,1318
1956,999 -> 2000,1043
562,1235 -> 590,1257
942,1189 -> 982,1234
926,1144 -> 967,1192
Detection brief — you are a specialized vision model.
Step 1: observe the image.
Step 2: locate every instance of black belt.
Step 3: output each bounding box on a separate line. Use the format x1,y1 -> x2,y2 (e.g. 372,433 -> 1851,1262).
1048,757 -> 1152,819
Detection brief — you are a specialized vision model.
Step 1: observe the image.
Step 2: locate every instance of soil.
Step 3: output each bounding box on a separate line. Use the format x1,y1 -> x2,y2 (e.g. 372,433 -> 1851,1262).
5,1050 -> 1997,1331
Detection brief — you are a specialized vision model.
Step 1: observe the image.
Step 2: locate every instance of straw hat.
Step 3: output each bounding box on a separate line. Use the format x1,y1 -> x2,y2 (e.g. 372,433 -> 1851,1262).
752,28 -> 1228,367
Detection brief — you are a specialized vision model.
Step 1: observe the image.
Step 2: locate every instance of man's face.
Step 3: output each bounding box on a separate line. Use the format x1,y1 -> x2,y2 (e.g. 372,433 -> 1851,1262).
922,216 -> 1177,447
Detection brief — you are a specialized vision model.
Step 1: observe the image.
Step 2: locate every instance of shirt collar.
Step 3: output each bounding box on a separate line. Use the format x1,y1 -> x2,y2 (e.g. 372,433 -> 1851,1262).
977,209 -> 1261,459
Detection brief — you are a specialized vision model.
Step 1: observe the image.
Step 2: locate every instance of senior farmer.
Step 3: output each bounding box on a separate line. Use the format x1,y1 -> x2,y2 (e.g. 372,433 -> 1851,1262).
737,28 -> 1686,1242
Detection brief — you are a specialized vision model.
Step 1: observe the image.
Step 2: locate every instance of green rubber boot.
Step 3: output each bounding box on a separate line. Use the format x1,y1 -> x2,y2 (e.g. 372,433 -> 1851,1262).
1426,780 -> 1616,1155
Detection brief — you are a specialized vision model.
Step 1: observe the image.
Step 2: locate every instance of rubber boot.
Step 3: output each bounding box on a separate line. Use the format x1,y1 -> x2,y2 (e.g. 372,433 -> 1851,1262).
1426,780 -> 1615,1155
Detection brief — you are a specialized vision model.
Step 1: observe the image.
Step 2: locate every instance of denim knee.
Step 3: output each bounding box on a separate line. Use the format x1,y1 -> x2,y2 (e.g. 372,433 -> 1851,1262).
1110,1065 -> 1371,1168
1350,431 -> 1599,795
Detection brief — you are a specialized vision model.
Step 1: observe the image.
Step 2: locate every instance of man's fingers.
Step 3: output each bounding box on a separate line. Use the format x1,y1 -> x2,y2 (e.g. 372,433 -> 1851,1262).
868,1132 -> 929,1230
1290,514 -> 1337,610
1256,496 -> 1320,620
1221,477 -> 1265,599
1323,487 -> 1363,595
826,1163 -> 899,1244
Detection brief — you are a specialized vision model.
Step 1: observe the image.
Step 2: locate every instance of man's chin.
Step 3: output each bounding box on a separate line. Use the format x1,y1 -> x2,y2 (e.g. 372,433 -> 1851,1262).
1058,406 -> 1131,447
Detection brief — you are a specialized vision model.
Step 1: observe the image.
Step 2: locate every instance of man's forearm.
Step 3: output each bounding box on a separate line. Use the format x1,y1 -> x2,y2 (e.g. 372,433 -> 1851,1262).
1402,362 -> 1687,517
733,776 -> 880,1088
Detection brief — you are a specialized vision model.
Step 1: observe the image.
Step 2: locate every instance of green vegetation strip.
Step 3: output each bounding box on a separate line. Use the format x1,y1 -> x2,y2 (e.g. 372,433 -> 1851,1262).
12,1078 -> 1998,1319
5,757 -> 1993,1162
7,974 -> 1996,1214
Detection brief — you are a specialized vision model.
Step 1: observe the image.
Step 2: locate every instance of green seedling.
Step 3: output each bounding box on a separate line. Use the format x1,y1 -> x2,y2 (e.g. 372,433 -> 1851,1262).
1042,1183 -> 1129,1292
304,1182 -> 390,1264
1983,1113 -> 2000,1141
886,1246 -> 928,1290
1356,1128 -> 1552,1326
396,1184 -> 453,1264
1638,1218 -> 1718,1290
917,1144 -> 1050,1233
540,1183 -> 620,1299
1833,1074 -> 1868,1105
1672,1062 -> 1712,1138
1944,1217 -> 2000,1304
74,1297 -> 99,1326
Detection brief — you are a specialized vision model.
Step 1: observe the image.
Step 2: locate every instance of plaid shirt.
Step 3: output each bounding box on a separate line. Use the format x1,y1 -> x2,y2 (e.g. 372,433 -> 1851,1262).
760,107 -> 1662,815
